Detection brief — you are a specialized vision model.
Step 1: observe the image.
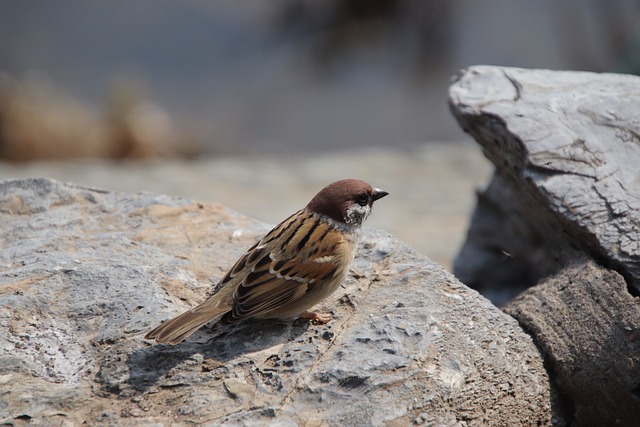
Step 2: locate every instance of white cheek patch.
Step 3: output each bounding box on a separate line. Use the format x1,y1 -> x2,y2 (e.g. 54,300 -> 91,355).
344,203 -> 371,226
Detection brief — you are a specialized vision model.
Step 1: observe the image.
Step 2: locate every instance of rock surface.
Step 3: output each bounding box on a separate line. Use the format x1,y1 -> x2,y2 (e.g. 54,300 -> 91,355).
452,173 -> 564,306
504,256 -> 640,427
449,66 -> 640,426
0,178 -> 552,426
450,66 -> 640,296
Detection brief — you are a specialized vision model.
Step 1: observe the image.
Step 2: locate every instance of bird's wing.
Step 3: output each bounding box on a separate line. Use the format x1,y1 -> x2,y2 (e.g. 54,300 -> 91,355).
221,209 -> 348,321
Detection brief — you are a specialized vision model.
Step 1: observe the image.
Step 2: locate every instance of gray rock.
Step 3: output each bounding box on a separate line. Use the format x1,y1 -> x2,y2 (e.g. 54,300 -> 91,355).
0,178 -> 552,425
449,66 -> 640,425
504,256 -> 640,427
449,65 -> 640,296
452,173 -> 565,306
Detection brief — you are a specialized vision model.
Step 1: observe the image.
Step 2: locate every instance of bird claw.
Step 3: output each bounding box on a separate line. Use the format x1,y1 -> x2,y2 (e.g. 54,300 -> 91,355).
298,311 -> 332,325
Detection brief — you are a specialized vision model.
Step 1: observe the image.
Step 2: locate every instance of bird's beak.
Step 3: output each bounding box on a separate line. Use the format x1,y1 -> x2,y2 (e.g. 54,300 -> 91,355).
371,188 -> 389,202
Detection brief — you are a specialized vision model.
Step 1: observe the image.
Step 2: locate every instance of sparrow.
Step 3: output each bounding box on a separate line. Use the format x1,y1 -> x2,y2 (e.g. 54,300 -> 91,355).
145,179 -> 388,345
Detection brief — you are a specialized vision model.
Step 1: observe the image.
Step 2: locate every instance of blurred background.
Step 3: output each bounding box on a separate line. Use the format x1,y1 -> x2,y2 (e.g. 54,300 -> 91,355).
1,0 -> 638,268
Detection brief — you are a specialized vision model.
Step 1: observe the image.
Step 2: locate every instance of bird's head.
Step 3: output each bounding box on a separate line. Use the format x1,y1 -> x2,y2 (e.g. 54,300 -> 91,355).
306,179 -> 388,228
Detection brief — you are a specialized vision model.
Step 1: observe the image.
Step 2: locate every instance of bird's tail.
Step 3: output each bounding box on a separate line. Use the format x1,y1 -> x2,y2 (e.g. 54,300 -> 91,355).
144,300 -> 229,345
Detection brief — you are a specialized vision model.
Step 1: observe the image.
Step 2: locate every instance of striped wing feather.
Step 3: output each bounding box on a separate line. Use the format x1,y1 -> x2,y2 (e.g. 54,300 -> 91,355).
145,209 -> 350,344
226,209 -> 346,321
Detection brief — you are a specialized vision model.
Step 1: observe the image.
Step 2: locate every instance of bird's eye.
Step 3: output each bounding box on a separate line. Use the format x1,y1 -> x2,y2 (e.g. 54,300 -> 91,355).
355,194 -> 369,206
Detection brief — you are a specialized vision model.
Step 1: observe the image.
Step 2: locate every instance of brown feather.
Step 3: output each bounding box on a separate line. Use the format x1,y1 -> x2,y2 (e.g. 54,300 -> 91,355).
144,280 -> 235,345
144,179 -> 387,345
227,209 -> 348,321
144,304 -> 228,345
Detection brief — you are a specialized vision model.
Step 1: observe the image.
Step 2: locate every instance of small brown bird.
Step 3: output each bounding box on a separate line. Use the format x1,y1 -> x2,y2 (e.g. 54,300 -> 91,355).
145,179 -> 388,345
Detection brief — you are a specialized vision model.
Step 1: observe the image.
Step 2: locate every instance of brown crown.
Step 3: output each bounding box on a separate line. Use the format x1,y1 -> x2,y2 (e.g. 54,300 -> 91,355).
306,179 -> 387,224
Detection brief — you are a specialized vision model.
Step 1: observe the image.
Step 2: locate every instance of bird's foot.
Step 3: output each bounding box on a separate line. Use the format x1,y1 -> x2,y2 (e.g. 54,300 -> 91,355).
298,311 -> 332,325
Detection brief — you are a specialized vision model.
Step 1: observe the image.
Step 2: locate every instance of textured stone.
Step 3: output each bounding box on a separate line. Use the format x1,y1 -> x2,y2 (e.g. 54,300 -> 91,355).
452,173 -> 564,306
504,256 -> 640,427
449,66 -> 640,426
0,178 -> 551,426
450,65 -> 640,296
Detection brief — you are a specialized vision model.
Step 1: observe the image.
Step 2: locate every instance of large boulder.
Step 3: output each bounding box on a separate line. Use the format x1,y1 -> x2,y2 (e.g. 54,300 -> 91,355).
449,66 -> 640,426
0,178 -> 552,426
449,65 -> 640,298
504,256 -> 640,427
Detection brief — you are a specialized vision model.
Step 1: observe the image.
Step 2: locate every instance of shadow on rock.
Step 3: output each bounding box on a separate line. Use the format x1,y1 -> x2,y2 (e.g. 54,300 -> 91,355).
118,319 -> 310,394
